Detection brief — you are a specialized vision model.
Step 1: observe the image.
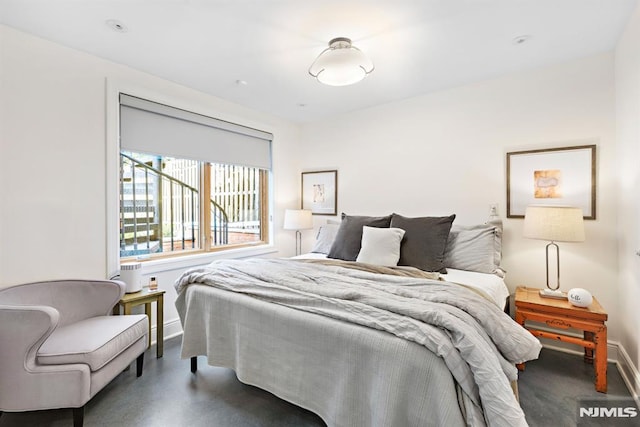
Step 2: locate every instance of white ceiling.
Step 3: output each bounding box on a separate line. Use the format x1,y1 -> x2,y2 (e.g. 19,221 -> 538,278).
1,0 -> 637,123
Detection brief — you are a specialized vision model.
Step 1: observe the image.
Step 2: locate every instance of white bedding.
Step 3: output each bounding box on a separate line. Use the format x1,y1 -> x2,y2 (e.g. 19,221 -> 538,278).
295,253 -> 510,308
442,268 -> 510,309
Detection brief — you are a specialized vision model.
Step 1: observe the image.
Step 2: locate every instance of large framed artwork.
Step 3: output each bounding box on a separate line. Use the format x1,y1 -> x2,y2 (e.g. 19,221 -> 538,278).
302,170 -> 337,215
506,145 -> 596,219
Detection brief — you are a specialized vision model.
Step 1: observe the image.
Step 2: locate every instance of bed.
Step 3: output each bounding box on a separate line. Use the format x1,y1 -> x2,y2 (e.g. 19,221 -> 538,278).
174,214 -> 541,427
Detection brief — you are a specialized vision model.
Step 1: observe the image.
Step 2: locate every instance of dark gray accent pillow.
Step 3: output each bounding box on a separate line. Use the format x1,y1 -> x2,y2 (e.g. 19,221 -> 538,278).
390,213 -> 456,273
327,213 -> 392,261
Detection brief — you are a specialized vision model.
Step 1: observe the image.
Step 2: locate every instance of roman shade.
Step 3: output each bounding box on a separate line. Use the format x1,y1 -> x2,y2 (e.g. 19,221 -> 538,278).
119,94 -> 273,170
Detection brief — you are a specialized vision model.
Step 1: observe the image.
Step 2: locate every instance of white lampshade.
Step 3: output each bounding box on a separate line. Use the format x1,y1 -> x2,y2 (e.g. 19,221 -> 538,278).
283,209 -> 313,231
308,37 -> 374,86
523,206 -> 585,242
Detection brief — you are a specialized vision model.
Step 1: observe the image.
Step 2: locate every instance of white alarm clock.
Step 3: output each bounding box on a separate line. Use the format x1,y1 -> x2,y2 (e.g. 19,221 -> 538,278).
567,288 -> 593,308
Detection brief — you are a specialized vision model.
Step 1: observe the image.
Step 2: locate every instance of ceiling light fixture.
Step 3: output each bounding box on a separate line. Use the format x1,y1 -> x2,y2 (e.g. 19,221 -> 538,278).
308,37 -> 374,87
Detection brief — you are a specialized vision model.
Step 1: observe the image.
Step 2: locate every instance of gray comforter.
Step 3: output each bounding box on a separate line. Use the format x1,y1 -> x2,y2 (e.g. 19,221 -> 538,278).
175,258 -> 541,427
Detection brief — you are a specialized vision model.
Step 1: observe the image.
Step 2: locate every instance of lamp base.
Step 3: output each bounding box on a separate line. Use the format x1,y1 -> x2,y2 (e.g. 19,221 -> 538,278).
539,288 -> 568,300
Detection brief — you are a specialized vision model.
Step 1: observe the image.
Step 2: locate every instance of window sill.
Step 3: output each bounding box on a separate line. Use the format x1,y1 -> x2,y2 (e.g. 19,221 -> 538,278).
134,245 -> 278,275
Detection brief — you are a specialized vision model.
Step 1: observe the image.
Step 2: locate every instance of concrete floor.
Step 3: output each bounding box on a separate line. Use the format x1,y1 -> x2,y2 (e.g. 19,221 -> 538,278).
517,348 -> 638,427
0,336 -> 636,427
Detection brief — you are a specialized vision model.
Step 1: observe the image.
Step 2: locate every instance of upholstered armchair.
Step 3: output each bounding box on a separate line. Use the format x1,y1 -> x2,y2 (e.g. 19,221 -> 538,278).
0,279 -> 149,426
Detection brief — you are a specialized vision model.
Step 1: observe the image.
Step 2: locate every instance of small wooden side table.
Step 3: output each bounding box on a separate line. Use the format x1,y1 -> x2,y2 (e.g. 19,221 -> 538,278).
514,286 -> 608,393
113,288 -> 166,358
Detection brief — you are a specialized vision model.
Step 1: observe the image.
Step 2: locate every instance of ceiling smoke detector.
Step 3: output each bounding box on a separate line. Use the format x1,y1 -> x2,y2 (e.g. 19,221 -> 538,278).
513,35 -> 532,45
106,19 -> 128,33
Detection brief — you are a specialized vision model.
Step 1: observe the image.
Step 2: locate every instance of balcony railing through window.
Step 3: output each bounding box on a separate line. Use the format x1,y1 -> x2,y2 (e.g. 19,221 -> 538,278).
119,153 -> 263,259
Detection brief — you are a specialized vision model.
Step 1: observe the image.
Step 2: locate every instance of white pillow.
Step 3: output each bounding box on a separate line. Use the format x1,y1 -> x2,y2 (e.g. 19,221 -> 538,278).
356,226 -> 406,267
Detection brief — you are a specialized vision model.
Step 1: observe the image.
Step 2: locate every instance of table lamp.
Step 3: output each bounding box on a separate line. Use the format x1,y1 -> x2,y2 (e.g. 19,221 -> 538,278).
283,209 -> 313,256
523,205 -> 585,299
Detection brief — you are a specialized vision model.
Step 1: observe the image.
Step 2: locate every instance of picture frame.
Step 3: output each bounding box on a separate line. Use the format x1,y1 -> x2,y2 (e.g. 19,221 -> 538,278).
506,145 -> 596,219
302,170 -> 337,215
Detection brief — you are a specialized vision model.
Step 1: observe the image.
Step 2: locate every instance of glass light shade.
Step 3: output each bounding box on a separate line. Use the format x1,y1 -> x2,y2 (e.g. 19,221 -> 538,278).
283,209 -> 313,231
309,38 -> 374,86
523,206 -> 585,242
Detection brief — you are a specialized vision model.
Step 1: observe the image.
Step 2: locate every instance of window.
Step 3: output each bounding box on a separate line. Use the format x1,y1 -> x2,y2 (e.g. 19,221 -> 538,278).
118,94 -> 271,260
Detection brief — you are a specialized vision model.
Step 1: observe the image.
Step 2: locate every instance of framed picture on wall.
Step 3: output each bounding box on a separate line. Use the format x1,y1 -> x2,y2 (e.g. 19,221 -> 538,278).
302,170 -> 337,215
506,144 -> 596,219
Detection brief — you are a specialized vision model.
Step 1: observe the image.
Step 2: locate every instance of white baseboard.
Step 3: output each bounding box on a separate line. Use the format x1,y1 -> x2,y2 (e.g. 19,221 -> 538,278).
615,342 -> 640,408
150,318 -> 183,346
540,340 -> 619,363
162,318 -> 184,341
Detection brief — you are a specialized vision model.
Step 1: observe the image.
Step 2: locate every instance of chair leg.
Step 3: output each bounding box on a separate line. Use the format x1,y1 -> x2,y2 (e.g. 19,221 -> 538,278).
73,406 -> 84,427
136,353 -> 144,377
191,356 -> 198,373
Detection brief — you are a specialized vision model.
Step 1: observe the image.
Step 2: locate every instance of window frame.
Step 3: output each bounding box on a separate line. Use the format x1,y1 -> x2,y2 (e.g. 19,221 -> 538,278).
106,81 -> 274,278
202,164 -> 270,253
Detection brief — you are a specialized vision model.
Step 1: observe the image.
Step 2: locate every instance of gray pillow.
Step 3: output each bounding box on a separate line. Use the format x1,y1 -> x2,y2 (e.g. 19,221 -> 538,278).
390,213 -> 456,273
327,213 -> 392,261
444,220 -> 504,277
310,224 -> 340,254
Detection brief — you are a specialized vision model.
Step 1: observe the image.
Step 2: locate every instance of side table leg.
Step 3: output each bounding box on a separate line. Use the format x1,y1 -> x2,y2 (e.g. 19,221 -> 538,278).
157,294 -> 164,358
584,331 -> 595,364
145,302 -> 152,349
594,327 -> 607,393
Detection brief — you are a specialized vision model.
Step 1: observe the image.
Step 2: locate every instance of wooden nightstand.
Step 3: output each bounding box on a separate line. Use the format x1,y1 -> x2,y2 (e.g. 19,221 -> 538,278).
112,288 -> 165,358
514,286 -> 608,393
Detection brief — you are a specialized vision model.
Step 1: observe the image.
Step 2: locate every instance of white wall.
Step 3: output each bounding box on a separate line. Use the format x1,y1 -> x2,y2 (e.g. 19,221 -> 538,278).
615,3 -> 640,396
299,53 -> 620,340
0,25 -> 302,337
0,23 -> 632,373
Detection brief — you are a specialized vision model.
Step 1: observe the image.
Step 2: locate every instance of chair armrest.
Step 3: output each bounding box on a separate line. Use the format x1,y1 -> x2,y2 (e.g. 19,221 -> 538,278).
0,280 -> 126,326
0,304 -> 59,366
0,304 -> 91,410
